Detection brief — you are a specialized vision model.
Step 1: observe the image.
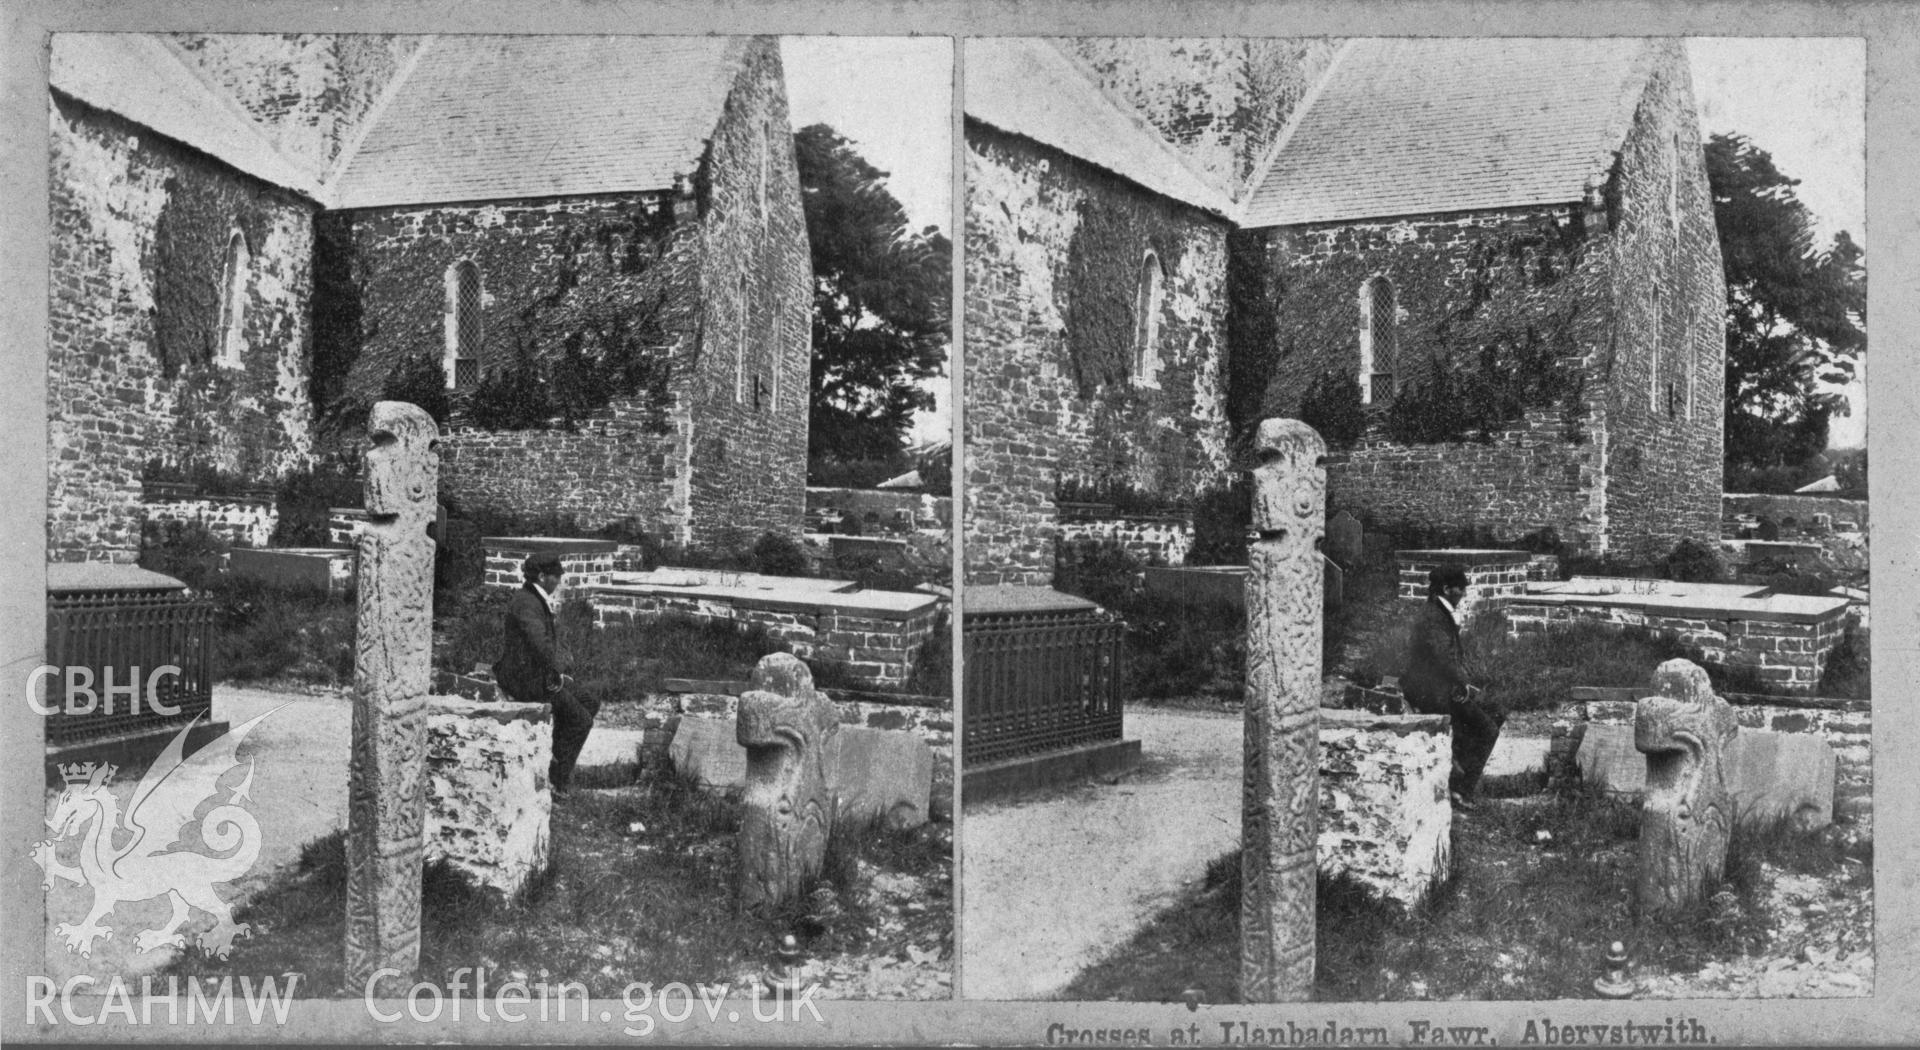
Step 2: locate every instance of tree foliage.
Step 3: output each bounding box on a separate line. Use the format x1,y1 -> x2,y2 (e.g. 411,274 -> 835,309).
794,124 -> 950,467
1706,133 -> 1866,474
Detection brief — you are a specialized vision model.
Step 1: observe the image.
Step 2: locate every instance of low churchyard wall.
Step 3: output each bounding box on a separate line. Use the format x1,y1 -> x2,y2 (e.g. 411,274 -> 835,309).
144,495 -> 277,549
1508,578 -> 1852,694
806,486 -> 952,532
1547,686 -> 1871,828
1724,493 -> 1867,531
587,572 -> 943,691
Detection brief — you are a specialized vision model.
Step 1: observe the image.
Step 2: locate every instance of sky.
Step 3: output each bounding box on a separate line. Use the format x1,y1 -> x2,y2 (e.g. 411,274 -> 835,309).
1688,38 -> 1866,449
781,36 -> 954,447
776,38 -> 1869,452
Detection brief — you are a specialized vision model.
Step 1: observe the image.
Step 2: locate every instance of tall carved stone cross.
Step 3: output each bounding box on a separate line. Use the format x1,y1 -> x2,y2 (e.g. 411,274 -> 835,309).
1240,417 -> 1325,1002
344,401 -> 438,994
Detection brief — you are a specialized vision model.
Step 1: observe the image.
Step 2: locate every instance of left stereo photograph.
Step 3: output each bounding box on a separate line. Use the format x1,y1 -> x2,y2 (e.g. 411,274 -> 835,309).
38,31 -> 954,1006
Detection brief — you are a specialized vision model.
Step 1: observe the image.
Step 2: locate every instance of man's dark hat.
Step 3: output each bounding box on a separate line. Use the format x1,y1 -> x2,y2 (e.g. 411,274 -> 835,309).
1428,565 -> 1469,591
523,552 -> 565,580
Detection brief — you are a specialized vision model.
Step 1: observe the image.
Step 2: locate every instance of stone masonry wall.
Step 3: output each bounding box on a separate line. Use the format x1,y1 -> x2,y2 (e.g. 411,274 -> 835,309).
425,696 -> 552,899
313,194 -> 698,543
1244,204 -> 1611,554
1319,708 -> 1452,910
685,38 -> 812,553
964,121 -> 1232,585
1596,42 -> 1726,565
48,94 -> 318,562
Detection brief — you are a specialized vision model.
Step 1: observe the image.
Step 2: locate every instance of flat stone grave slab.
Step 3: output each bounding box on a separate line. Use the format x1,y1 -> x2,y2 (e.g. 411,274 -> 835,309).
669,716 -> 934,827
576,727 -> 646,769
1576,724 -> 1835,828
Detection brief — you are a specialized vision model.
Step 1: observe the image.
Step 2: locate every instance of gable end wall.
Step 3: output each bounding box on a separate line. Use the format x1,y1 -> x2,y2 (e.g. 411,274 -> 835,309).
964,121 -> 1231,586
686,38 -> 813,552
47,95 -> 317,563
1595,42 -> 1727,563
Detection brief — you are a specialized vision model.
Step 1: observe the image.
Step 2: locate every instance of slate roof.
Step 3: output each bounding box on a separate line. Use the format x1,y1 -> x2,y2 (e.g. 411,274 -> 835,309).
1241,38 -> 1658,228
50,34 -> 324,197
965,38 -> 1234,217
327,35 -> 747,209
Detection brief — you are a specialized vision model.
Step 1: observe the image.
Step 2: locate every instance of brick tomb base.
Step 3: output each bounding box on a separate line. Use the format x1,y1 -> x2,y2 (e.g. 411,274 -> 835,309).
481,536 -> 617,591
1394,549 -> 1531,624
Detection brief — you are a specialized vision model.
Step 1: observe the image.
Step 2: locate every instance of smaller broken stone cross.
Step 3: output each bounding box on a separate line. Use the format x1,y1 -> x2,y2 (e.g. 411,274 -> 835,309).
1634,658 -> 1738,916
737,653 -> 840,911
344,401 -> 438,995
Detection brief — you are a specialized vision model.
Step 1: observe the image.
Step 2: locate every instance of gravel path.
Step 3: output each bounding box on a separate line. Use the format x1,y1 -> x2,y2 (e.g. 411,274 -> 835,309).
42,685 -> 353,985
961,707 -> 1243,999
960,711 -> 1557,1000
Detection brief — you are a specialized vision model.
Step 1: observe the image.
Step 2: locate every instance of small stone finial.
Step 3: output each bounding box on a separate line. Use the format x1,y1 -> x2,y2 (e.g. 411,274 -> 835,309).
1592,940 -> 1634,999
737,655 -> 840,911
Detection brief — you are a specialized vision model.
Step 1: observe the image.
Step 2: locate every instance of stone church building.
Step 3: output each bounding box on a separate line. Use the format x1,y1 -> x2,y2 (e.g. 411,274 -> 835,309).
47,33 -> 811,563
964,37 -> 1726,585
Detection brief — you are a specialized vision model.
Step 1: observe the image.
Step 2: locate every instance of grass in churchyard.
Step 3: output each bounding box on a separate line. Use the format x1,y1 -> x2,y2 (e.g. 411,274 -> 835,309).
1060,788 -> 1868,1003
163,764 -> 951,998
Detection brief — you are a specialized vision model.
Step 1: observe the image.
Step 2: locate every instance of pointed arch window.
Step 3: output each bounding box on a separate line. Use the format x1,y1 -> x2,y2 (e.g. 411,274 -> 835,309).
215,230 -> 249,369
1359,276 -> 1397,404
445,261 -> 483,389
1131,250 -> 1165,387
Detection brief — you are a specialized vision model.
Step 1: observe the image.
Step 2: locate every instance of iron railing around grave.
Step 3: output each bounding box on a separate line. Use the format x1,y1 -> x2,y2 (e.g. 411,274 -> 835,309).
963,606 -> 1126,767
45,588 -> 214,744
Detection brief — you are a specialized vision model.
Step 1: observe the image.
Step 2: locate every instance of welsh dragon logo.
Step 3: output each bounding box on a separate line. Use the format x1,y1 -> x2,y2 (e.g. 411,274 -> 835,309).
33,709 -> 276,960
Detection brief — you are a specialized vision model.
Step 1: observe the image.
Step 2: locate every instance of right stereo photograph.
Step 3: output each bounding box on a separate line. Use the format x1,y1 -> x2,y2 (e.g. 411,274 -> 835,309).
958,37 -> 1869,1005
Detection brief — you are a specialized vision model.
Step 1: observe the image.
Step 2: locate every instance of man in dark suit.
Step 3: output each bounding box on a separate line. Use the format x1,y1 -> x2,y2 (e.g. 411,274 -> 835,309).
1401,565 -> 1502,811
496,552 -> 598,795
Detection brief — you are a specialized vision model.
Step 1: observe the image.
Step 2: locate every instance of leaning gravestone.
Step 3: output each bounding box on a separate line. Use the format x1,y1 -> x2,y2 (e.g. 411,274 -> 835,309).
1635,659 -> 1738,916
344,402 -> 437,994
1241,418 -> 1325,1002
737,654 -> 840,910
